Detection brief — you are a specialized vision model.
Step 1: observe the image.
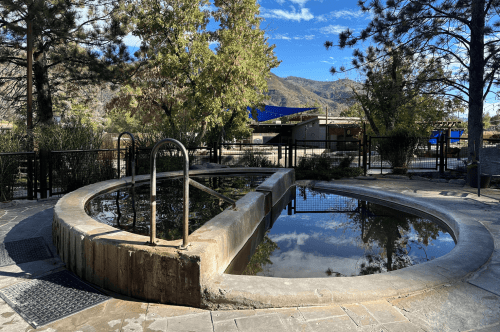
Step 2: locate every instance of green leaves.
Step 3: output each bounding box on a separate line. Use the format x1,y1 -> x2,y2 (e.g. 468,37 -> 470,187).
352,49 -> 453,136
122,0 -> 280,144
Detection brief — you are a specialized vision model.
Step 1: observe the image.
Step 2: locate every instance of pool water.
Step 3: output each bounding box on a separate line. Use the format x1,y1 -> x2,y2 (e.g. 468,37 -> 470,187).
234,186 -> 455,278
86,175 -> 269,240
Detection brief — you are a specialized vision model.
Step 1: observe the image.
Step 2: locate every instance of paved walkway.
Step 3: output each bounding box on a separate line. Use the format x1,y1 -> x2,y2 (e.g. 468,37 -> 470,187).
0,177 -> 499,332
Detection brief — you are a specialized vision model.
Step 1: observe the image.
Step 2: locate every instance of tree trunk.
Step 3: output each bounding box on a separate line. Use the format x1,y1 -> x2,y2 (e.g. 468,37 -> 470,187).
468,0 -> 485,160
33,50 -> 53,125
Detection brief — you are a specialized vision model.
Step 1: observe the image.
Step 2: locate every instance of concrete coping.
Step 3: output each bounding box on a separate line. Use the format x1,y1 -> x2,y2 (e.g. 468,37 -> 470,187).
201,181 -> 494,309
52,167 -> 295,307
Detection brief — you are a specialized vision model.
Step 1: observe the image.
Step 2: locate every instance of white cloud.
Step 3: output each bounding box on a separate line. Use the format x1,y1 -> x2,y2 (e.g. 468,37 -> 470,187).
272,33 -> 292,40
316,9 -> 367,22
257,247 -> 363,278
292,34 -> 315,40
122,34 -> 142,48
270,231 -> 317,245
319,24 -> 347,35
261,6 -> 314,21
289,0 -> 310,7
329,9 -> 366,19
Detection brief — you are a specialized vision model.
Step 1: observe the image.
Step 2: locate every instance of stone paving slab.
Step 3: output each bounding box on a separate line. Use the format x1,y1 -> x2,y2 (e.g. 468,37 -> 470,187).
389,282 -> 500,331
0,179 -> 499,331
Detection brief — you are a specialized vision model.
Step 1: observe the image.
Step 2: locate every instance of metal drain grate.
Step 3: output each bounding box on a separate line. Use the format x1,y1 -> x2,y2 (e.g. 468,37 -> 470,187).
0,237 -> 53,267
0,270 -> 110,328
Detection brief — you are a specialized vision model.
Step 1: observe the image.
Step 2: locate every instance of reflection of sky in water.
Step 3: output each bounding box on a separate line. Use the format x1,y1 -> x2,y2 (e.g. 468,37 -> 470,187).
257,188 -> 455,278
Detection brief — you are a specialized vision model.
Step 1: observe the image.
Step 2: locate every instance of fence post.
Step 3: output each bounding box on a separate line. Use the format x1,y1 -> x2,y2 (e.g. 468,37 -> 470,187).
218,143 -> 222,164
363,134 -> 367,176
368,136 -> 371,171
124,146 -> 129,176
294,141 -> 297,167
278,144 -> 282,166
212,142 -> 216,163
27,153 -> 33,200
39,149 -> 48,199
439,133 -> 445,174
48,151 -> 53,197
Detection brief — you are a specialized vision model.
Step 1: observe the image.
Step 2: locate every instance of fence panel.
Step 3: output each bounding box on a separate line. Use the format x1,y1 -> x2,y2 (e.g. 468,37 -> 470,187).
135,146 -> 213,175
0,152 -> 36,202
219,143 -> 287,167
368,136 -> 439,171
48,149 -> 118,196
294,140 -> 361,168
444,137 -> 469,172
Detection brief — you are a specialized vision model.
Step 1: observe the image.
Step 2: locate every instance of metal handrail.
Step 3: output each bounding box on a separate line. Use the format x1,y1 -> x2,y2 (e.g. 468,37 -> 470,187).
117,132 -> 135,185
148,138 -> 236,250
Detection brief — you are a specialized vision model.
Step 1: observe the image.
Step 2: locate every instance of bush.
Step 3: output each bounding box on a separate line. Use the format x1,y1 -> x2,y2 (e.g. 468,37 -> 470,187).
34,118 -> 115,193
295,154 -> 363,180
240,150 -> 276,168
34,117 -> 104,151
377,128 -> 420,171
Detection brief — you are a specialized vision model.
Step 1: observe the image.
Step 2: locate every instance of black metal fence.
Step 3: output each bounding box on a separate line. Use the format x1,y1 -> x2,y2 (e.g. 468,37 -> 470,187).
367,136 -> 440,171
294,140 -> 361,168
1,135 -> 498,202
47,149 -> 120,196
218,143 -> 288,167
135,146 -> 214,175
0,152 -> 36,201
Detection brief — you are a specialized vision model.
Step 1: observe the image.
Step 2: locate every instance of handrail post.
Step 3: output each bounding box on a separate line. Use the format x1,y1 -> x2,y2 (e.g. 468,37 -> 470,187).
149,138 -> 190,249
117,132 -> 135,185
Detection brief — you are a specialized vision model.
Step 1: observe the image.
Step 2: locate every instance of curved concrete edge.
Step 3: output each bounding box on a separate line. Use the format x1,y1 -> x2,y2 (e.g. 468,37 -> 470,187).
53,168 -> 294,307
200,181 -> 494,310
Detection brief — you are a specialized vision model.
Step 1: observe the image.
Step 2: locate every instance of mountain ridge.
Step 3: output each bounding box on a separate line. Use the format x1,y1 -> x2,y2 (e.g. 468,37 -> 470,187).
264,73 -> 360,116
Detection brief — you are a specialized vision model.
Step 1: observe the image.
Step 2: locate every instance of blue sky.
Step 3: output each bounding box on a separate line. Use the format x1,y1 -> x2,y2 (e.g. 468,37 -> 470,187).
123,0 -> 369,82
257,0 -> 370,82
121,0 -> 499,117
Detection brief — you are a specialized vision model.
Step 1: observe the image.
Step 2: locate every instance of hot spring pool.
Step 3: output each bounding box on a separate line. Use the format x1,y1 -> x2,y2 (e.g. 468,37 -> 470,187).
227,186 -> 455,278
86,174 -> 270,240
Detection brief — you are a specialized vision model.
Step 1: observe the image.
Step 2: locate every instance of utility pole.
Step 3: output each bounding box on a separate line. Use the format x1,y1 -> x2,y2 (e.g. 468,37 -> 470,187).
27,19 -> 33,150
26,17 -> 34,199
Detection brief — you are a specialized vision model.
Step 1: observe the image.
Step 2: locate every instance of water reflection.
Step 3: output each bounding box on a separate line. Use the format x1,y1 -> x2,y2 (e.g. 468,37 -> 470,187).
236,186 -> 455,278
86,175 -> 268,240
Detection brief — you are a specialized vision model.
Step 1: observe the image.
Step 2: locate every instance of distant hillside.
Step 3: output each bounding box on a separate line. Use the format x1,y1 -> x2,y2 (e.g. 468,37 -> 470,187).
264,73 -> 361,116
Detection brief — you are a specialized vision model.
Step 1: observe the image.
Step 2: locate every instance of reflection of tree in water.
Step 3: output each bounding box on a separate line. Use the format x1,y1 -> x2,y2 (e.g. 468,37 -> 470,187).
241,234 -> 279,275
87,176 -> 267,240
325,200 -> 442,276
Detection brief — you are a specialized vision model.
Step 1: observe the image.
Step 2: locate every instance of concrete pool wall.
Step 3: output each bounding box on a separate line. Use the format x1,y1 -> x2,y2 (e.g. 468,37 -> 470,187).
52,168 -> 294,307
53,173 -> 494,310
201,180 -> 494,309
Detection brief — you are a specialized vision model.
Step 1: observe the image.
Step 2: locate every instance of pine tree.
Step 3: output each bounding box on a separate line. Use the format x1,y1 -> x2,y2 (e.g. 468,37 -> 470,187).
349,48 -> 455,136
109,0 -> 280,145
325,0 -> 500,158
0,0 -> 136,127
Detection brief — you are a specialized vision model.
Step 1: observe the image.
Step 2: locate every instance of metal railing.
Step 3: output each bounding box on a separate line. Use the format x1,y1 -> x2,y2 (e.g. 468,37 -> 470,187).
117,132 -> 136,184
148,139 -> 236,250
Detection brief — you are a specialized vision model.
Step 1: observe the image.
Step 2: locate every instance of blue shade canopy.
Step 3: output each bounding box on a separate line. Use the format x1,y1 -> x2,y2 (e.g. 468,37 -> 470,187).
247,106 -> 317,122
429,130 -> 464,144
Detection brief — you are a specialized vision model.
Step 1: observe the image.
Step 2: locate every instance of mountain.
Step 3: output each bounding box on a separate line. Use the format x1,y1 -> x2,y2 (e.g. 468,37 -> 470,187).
264,73 -> 361,116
